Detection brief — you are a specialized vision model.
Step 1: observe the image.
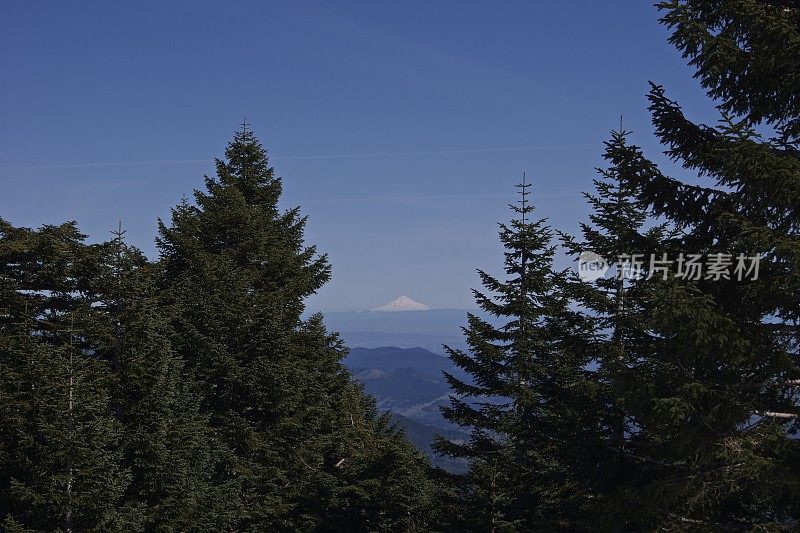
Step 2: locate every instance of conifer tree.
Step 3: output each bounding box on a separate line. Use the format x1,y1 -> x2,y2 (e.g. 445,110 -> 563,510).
0,220 -> 131,532
590,1 -> 800,527
560,127 -> 673,528
436,177 -> 599,531
86,227 -> 236,530
156,125 -> 434,530
647,0 -> 800,347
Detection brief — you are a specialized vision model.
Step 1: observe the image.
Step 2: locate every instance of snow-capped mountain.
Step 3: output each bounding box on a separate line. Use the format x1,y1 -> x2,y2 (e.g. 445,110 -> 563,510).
371,295 -> 431,312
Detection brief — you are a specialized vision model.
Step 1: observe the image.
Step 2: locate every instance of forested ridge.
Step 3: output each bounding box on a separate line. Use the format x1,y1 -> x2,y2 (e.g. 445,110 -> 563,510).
1,1 -> 799,531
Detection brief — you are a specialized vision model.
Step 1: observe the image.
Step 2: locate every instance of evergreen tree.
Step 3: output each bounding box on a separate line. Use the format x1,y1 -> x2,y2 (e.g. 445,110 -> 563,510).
0,220 -> 131,532
590,1 -> 800,527
88,227 -> 235,530
560,127 -> 673,529
648,0 -> 800,346
436,177 -> 600,531
156,125 -> 434,530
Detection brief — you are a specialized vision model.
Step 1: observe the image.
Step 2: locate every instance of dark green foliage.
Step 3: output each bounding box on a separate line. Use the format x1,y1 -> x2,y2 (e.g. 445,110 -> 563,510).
0,221 -> 131,531
156,127 -> 434,530
560,128 -> 672,529
0,128 -> 435,531
436,178 -> 600,531
659,0 -> 800,139
644,0 -> 800,327
565,126 -> 800,528
90,234 -> 232,531
578,1 -> 800,528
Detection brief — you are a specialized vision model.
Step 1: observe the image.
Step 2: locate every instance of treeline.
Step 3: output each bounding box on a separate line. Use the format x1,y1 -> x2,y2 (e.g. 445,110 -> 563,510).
1,1 -> 799,531
0,130 -> 439,531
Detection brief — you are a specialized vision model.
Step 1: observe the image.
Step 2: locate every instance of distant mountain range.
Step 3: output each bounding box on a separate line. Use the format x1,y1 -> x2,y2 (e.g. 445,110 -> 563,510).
342,346 -> 468,472
345,346 -> 461,377
321,307 -> 501,471
323,308 -> 486,354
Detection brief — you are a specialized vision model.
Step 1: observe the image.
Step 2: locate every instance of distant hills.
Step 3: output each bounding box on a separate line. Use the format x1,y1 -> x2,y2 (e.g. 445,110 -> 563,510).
345,346 -> 459,377
323,308 -> 484,354
323,308 -> 498,471
342,346 -> 468,472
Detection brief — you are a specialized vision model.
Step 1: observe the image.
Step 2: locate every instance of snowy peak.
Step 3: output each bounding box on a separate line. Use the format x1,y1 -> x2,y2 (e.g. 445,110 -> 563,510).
372,295 -> 431,312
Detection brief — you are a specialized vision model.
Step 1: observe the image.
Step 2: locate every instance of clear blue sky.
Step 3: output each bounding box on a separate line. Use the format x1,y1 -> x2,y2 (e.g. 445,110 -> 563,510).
1,1 -> 720,311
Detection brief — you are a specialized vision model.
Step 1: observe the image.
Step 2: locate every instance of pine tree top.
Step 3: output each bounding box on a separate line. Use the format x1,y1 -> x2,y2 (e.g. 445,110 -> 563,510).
212,120 -> 281,206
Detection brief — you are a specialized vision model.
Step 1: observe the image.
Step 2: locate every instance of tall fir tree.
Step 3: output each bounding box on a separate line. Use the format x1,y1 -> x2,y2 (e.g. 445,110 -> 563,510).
560,127 -> 673,529
0,220 -> 131,532
156,125 -> 434,530
436,176 -> 601,531
590,1 -> 800,527
86,226 -> 236,530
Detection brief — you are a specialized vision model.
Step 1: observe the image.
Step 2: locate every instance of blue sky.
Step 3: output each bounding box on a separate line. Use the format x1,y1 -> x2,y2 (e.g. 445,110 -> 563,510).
1,1 -> 721,311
